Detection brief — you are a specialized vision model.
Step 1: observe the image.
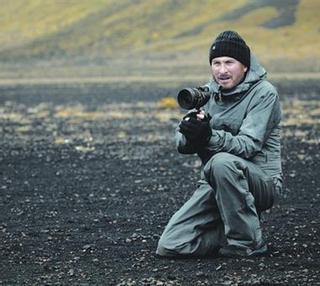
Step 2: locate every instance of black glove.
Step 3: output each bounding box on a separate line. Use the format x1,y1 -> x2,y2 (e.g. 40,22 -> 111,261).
179,113 -> 212,147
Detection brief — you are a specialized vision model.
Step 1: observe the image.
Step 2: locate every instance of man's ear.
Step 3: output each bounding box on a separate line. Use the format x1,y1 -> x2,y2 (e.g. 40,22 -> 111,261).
244,66 -> 248,73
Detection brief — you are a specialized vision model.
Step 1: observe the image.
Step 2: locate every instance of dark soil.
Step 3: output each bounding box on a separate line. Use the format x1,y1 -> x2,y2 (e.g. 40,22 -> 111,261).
0,81 -> 319,285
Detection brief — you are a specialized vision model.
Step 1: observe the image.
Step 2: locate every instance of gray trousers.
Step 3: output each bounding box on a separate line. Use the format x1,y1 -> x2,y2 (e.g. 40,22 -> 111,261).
156,152 -> 275,257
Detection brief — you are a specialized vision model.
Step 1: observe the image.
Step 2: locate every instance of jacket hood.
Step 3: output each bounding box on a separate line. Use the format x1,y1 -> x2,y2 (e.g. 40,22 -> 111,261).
207,53 -> 267,96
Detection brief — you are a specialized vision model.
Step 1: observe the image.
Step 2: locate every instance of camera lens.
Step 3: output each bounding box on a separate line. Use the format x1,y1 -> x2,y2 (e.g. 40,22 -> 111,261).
177,88 -> 196,110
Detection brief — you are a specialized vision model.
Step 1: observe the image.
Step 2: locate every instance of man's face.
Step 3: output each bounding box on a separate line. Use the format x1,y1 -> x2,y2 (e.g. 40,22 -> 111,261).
211,56 -> 248,90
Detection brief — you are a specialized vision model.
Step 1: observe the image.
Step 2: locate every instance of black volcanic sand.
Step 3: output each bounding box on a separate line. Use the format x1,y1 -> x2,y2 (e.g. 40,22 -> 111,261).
0,80 -> 319,285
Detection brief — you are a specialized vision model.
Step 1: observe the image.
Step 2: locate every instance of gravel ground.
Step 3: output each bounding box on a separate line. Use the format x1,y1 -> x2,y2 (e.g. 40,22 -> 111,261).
0,81 -> 319,285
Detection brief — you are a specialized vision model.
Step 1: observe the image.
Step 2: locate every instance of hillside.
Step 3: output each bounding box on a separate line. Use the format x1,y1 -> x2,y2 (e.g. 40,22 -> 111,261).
0,0 -> 319,77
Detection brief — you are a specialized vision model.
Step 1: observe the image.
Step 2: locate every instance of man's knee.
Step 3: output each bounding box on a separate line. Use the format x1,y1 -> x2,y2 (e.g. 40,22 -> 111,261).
156,241 -> 175,257
156,235 -> 182,257
203,152 -> 238,181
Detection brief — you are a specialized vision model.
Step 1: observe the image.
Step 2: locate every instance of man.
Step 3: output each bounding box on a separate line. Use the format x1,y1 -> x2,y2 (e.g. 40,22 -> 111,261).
156,31 -> 283,258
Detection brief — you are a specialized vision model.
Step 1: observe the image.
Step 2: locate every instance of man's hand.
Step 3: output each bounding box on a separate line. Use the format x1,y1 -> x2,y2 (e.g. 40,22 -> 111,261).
179,111 -> 212,147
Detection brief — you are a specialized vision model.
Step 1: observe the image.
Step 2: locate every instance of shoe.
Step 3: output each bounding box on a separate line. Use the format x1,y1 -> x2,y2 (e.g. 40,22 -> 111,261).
219,243 -> 269,258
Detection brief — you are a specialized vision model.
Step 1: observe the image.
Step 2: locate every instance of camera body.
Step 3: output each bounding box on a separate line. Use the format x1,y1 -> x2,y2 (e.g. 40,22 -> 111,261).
177,86 -> 211,110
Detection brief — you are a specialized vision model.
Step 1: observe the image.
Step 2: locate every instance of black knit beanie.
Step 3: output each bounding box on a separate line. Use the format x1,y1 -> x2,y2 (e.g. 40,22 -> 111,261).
209,31 -> 250,67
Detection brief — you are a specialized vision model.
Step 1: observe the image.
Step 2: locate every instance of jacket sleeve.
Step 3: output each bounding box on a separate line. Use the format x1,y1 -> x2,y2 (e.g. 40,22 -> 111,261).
205,87 -> 281,159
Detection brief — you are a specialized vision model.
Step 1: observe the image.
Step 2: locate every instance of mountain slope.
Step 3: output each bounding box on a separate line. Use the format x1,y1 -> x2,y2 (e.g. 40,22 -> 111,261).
0,0 -> 319,73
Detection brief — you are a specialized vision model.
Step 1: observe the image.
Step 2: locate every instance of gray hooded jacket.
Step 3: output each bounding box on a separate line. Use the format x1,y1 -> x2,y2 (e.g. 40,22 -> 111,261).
176,55 -> 283,183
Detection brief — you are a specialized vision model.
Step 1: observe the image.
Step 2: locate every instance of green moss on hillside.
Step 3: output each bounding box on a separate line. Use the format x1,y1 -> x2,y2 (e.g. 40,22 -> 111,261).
0,0 -> 319,72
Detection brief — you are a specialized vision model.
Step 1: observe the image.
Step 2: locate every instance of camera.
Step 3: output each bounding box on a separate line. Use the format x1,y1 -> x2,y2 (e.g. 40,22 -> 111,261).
177,86 -> 211,110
